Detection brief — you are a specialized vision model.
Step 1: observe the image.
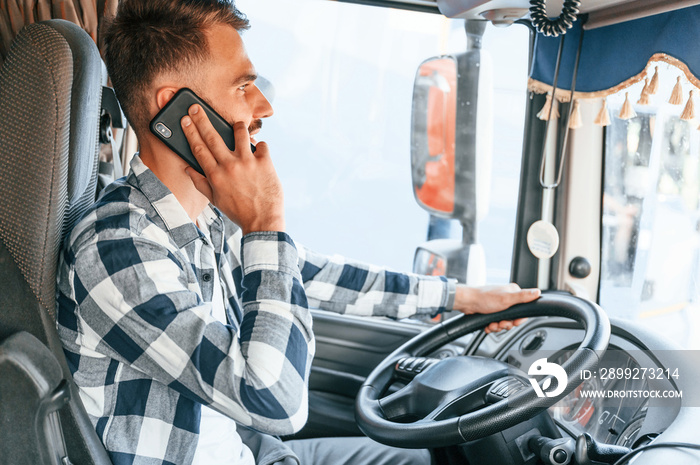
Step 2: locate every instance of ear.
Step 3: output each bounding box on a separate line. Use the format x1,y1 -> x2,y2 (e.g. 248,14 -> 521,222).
155,86 -> 180,110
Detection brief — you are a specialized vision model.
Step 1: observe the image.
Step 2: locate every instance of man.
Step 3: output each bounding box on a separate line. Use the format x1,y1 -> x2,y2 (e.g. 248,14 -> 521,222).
56,1 -> 539,464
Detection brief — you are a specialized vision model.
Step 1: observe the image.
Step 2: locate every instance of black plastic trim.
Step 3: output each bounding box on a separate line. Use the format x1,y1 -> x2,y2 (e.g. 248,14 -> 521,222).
511,27 -> 543,289
332,0 -> 440,14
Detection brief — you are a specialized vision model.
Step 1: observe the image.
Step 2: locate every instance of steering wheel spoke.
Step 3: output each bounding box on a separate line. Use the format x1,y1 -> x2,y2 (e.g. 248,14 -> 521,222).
378,383 -> 416,421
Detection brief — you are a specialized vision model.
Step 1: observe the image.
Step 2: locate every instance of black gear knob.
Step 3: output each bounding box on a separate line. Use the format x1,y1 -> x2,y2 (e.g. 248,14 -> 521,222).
575,433 -> 631,464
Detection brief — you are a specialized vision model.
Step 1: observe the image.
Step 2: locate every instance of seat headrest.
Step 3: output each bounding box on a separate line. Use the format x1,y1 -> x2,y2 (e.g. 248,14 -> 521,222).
0,20 -> 102,315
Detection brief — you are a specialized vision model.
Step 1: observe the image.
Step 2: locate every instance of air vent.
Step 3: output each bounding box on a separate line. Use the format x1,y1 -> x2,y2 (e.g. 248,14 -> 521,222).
520,330 -> 547,355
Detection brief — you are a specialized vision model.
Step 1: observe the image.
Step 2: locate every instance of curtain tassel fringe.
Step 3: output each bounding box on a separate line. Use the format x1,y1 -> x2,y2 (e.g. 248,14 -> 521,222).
537,93 -> 559,121
618,93 -> 637,120
681,90 -> 695,121
637,78 -> 651,105
669,76 -> 683,105
569,100 -> 582,129
595,98 -> 611,127
648,66 -> 660,95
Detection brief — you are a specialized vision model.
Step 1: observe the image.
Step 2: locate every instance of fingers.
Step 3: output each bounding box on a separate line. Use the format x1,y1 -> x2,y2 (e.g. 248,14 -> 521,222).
468,284 -> 538,334
253,140 -> 269,158
484,322 -> 501,334
181,114 -> 219,176
484,318 -> 527,334
452,284 -> 541,317
188,104 -> 236,160
185,167 -> 213,201
484,321 -> 509,334
507,287 -> 541,306
232,121 -> 255,157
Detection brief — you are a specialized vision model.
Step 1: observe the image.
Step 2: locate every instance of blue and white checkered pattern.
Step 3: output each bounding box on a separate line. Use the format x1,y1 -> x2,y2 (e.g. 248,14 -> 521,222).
56,155 -> 454,465
298,248 -> 455,319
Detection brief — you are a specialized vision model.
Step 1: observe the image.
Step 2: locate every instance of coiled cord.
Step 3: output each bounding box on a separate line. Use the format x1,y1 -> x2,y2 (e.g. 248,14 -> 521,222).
530,0 -> 581,37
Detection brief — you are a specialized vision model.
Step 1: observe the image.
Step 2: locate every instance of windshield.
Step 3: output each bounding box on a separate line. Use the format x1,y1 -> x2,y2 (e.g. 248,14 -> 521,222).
236,0 -> 529,284
599,62 -> 700,349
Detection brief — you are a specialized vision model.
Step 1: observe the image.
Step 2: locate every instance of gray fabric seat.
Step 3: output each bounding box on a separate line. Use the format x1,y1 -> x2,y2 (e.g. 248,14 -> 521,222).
0,19 -> 111,465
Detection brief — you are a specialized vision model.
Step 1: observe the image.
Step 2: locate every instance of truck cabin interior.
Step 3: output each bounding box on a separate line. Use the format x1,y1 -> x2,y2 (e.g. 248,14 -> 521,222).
1,1 -> 700,465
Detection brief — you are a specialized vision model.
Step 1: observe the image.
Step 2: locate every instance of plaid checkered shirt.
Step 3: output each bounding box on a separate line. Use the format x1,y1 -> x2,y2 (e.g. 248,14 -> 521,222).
56,155 -> 456,465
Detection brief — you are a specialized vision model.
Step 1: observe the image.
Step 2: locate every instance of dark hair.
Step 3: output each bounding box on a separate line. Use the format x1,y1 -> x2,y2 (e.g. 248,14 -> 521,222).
102,0 -> 249,134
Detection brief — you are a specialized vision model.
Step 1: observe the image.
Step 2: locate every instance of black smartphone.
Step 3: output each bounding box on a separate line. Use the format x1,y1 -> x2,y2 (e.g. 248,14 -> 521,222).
149,87 -> 255,176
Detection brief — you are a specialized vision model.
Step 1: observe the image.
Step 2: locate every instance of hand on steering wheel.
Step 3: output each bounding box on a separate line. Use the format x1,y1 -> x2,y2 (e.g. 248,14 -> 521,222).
452,284 -> 541,333
355,293 -> 610,448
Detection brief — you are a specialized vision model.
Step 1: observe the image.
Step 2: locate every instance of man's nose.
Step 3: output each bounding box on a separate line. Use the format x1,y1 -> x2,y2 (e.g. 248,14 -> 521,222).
253,85 -> 274,119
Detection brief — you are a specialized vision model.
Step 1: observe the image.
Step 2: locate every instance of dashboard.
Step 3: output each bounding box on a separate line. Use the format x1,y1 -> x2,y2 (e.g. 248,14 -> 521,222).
549,348 -> 649,447
470,317 -> 682,448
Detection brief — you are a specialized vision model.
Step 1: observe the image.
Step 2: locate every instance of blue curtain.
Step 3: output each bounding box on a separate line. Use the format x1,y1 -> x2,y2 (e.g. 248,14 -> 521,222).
530,5 -> 700,93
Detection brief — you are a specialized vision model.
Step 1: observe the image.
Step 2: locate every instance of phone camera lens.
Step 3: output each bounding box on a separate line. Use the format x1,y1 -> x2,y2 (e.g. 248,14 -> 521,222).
155,122 -> 172,139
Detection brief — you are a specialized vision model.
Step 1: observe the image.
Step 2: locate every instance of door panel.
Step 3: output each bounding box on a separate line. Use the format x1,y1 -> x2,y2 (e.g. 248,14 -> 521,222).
293,310 -> 475,439
311,311 -> 425,377
293,310 -> 424,438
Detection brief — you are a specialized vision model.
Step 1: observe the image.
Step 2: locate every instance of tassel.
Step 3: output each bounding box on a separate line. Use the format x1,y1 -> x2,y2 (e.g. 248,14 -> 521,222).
569,100 -> 582,129
669,76 -> 683,105
648,66 -> 660,95
618,93 -> 637,120
637,78 -> 651,105
681,90 -> 696,121
595,99 -> 611,127
537,93 -> 560,121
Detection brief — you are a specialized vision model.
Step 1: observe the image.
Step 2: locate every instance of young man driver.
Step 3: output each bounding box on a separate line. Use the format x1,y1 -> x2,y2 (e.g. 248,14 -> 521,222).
56,1 -> 540,464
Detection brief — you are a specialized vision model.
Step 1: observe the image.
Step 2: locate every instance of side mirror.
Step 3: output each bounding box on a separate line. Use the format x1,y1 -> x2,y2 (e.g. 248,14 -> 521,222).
410,52 -> 492,226
411,56 -> 458,216
410,21 -> 493,285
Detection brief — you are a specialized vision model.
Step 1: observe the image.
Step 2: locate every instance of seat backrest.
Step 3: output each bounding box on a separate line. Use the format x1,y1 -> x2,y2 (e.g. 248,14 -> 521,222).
0,19 -> 111,465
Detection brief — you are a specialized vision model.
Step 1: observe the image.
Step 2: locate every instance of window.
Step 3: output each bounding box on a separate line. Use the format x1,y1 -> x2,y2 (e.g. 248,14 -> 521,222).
600,63 -> 700,348
237,0 -> 528,284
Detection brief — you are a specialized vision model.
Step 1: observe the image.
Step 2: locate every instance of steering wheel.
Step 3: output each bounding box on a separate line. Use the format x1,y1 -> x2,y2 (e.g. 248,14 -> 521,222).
355,293 -> 611,448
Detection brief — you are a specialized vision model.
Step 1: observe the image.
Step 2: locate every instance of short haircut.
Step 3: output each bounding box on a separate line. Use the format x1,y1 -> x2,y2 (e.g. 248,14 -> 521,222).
102,0 -> 250,134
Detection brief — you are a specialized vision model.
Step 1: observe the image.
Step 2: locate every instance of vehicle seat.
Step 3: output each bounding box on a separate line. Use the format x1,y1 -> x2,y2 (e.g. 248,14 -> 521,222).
0,19 -> 111,465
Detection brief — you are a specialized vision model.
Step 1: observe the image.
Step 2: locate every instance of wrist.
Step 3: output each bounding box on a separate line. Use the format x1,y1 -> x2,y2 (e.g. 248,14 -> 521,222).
242,218 -> 285,236
240,231 -> 300,277
453,285 -> 477,315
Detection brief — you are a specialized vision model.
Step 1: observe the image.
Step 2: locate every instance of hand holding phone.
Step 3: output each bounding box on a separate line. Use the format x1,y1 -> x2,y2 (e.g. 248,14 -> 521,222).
175,93 -> 285,235
149,88 -> 255,176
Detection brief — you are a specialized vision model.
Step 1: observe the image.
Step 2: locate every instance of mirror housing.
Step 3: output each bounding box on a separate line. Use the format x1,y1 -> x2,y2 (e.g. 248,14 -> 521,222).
413,240 -> 486,285
411,56 -> 458,216
411,20 -> 492,284
410,48 -> 492,232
